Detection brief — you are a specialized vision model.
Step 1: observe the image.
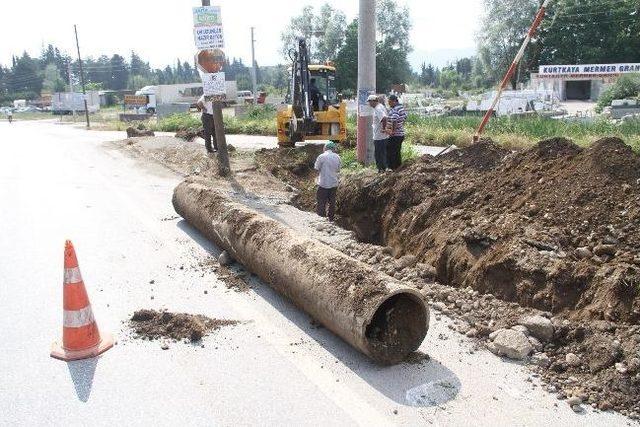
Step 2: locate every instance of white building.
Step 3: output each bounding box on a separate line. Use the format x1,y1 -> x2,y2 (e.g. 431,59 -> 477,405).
530,63 -> 640,101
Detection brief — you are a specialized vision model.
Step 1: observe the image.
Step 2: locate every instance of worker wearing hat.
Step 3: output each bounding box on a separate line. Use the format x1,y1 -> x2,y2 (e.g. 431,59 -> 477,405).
367,94 -> 389,173
314,141 -> 341,221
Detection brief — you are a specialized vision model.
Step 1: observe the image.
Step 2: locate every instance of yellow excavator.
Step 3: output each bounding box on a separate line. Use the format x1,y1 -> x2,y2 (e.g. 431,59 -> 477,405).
276,38 -> 347,147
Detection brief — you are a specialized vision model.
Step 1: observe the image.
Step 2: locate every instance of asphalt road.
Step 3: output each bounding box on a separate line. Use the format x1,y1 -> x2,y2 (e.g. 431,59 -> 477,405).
0,121 -> 630,426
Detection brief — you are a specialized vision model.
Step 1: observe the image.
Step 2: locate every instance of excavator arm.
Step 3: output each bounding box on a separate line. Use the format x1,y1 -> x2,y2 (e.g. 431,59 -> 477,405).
287,38 -> 315,141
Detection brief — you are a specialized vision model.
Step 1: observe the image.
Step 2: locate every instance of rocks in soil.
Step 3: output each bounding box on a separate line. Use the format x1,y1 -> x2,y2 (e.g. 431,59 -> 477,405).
175,128 -> 204,142
520,315 -> 554,342
219,250 -> 233,266
333,137 -> 640,324
126,127 -> 155,138
565,353 -> 581,367
575,247 -> 593,259
129,309 -> 238,343
584,335 -> 622,373
489,328 -> 534,360
396,255 -> 418,269
531,352 -> 551,367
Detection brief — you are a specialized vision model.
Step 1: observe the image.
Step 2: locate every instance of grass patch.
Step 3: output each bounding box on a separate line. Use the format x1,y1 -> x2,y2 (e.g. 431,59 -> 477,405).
30,102 -> 638,153
404,114 -> 640,149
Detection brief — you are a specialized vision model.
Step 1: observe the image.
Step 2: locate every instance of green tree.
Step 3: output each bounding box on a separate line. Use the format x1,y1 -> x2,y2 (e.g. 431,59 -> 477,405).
375,0 -> 413,92
110,54 -> 129,90
376,0 -> 412,52
477,0 -> 539,87
84,55 -> 111,89
439,68 -> 461,90
130,51 -> 151,77
280,4 -> 346,63
420,63 -> 437,86
42,63 -> 65,93
0,66 -> 9,102
130,74 -> 152,91
334,1 -> 413,93
539,0 -> 640,64
334,19 -> 358,92
9,52 -> 42,97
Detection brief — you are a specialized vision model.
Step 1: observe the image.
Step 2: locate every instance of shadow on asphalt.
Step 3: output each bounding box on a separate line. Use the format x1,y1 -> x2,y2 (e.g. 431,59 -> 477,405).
67,357 -> 99,402
176,218 -> 461,407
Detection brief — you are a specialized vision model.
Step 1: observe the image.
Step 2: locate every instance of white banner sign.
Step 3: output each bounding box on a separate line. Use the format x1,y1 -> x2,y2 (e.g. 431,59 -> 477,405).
539,63 -> 640,78
194,26 -> 224,49
202,72 -> 226,99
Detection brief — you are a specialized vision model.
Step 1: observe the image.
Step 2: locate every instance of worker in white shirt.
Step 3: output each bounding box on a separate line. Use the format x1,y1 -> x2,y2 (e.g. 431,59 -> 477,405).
314,142 -> 341,221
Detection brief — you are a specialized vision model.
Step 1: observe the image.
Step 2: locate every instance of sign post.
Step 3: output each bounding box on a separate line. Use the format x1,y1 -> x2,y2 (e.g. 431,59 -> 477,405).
194,3 -> 230,177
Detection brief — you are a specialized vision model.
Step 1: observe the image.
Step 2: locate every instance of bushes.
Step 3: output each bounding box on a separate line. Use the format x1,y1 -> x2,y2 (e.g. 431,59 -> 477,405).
596,74 -> 640,113
156,113 -> 201,132
156,107 -> 278,135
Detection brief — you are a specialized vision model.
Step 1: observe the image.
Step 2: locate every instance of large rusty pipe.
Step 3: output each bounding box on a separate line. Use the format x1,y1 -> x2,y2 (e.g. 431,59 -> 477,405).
173,179 -> 429,364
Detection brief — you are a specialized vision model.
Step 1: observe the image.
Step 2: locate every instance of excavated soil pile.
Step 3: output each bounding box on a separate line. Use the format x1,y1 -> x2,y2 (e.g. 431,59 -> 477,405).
130,309 -> 238,342
255,145 -> 322,207
118,136 -> 219,176
337,138 -> 640,324
175,128 -> 204,142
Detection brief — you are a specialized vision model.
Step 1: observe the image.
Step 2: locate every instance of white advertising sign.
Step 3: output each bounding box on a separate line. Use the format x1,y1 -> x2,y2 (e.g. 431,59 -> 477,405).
194,26 -> 224,49
202,72 -> 226,100
538,63 -> 640,78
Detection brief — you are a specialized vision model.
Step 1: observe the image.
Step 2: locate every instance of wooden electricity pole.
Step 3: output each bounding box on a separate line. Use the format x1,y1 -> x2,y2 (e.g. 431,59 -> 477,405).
201,0 -> 230,176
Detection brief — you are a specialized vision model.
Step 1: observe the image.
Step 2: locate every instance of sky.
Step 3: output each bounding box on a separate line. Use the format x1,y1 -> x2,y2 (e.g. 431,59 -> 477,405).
1,0 -> 482,70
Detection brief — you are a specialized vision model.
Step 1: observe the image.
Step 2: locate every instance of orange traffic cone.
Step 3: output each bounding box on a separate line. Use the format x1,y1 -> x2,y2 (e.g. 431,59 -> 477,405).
51,240 -> 115,361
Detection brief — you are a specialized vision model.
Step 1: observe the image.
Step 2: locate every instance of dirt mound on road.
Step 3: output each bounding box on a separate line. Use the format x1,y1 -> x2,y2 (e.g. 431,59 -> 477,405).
175,128 -> 204,142
338,137 -> 640,323
130,309 -> 239,342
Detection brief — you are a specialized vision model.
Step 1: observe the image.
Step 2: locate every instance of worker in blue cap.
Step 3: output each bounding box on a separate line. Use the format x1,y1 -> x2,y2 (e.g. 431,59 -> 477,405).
314,141 -> 341,221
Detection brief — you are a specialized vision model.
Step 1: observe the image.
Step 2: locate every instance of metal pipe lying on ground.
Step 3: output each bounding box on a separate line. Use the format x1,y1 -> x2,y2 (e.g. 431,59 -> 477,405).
173,179 -> 429,364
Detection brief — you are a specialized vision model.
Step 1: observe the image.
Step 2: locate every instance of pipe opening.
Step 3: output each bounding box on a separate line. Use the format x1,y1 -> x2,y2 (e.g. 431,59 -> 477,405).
365,292 -> 429,365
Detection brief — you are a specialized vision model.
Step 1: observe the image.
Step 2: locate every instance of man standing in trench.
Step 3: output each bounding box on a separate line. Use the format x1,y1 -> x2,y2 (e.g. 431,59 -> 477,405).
314,142 -> 341,221
196,94 -> 217,154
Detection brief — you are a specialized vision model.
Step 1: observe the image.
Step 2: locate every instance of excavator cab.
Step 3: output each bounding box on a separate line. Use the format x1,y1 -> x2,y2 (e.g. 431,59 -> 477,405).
277,39 -> 347,147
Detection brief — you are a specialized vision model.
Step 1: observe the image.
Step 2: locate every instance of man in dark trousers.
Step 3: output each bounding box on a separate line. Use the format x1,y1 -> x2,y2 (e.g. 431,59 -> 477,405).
367,94 -> 389,173
387,94 -> 408,170
197,94 -> 217,153
314,142 -> 341,221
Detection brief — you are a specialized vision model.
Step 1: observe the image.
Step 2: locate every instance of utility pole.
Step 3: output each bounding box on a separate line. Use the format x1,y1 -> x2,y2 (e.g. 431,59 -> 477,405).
357,0 -> 376,165
201,0 -> 230,176
250,27 -> 258,104
74,25 -> 90,129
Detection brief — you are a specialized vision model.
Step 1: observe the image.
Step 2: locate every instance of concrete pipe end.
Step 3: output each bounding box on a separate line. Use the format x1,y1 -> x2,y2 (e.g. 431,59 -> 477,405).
364,290 -> 430,365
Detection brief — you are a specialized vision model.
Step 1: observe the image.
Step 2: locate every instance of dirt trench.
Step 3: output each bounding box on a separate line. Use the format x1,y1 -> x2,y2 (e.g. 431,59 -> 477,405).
259,138 -> 640,324
337,138 -> 640,324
